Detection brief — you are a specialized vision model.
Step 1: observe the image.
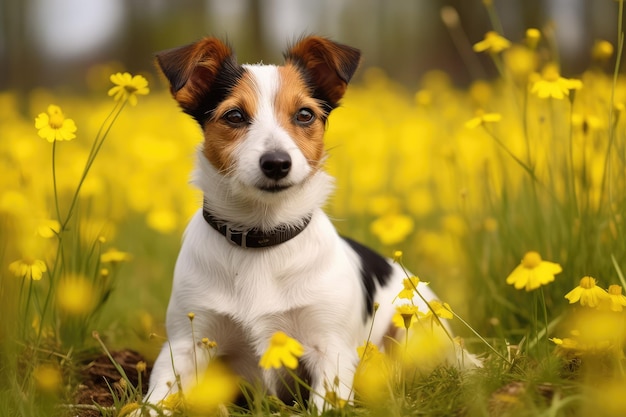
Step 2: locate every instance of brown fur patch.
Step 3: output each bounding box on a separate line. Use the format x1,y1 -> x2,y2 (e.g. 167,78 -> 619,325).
276,65 -> 326,169
156,37 -> 234,116
202,70 -> 259,172
284,36 -> 361,107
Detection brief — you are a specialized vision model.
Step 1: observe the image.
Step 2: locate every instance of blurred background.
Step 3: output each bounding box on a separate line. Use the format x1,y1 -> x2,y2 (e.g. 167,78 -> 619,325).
0,0 -> 619,92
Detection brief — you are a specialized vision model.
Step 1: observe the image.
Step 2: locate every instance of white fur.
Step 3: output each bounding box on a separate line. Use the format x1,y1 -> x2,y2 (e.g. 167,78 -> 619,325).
146,63 -> 478,411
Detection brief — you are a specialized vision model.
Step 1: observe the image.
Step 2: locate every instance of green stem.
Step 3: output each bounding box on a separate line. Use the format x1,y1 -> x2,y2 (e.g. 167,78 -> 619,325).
189,317 -> 198,384
51,141 -> 62,223
451,310 -> 512,365
539,287 -> 550,355
483,128 -> 539,184
61,100 -> 126,231
484,0 -> 504,35
598,0 -> 624,216
567,97 -> 579,217
21,277 -> 33,339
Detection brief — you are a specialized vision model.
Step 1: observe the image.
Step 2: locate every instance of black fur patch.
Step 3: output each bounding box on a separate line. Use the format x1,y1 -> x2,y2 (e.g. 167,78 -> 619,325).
342,237 -> 393,320
193,58 -> 246,125
289,61 -> 335,118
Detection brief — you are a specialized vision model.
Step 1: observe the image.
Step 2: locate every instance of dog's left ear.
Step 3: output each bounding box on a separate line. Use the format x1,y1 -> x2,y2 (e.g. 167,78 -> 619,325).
155,37 -> 238,121
284,36 -> 361,110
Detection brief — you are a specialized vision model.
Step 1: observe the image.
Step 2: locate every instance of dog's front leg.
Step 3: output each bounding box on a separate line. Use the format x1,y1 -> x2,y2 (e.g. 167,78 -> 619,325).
145,311 -> 216,408
146,337 -> 211,403
305,341 -> 358,411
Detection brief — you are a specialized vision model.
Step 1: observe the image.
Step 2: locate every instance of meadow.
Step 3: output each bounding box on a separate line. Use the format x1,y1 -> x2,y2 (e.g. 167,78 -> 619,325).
1,4 -> 626,416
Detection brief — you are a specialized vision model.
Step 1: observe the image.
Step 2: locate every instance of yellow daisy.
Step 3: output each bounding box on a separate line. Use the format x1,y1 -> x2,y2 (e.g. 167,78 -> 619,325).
606,285 -> 626,312
33,364 -> 62,393
56,274 -> 96,315
525,28 -> 541,49
550,337 -> 578,350
185,362 -> 239,414
34,105 -> 77,142
426,300 -> 454,319
530,64 -> 582,100
108,72 -> 150,106
9,258 -> 47,281
505,251 -> 562,291
473,31 -> 511,54
370,213 -> 414,246
397,276 -> 421,300
465,110 -> 502,129
564,276 -> 609,308
100,248 -> 132,264
395,304 -> 419,329
259,331 -> 304,370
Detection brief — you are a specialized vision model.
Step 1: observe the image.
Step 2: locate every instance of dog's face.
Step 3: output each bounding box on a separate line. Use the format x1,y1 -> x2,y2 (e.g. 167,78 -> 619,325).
156,37 -> 360,197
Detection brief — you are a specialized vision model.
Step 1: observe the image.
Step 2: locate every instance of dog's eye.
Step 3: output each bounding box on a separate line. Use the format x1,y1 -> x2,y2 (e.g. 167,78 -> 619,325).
223,109 -> 247,126
295,108 -> 315,125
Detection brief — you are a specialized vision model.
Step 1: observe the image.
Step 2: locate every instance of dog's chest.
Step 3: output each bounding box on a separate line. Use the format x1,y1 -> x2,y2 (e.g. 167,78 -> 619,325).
176,217 -> 362,321
215,259 -> 330,317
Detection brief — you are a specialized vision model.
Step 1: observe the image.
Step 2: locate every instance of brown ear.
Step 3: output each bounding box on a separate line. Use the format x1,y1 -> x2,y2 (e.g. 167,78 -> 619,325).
284,36 -> 361,110
155,37 -> 242,122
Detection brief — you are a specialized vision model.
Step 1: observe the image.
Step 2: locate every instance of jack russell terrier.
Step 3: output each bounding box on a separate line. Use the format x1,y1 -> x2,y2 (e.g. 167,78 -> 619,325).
146,35 -> 478,410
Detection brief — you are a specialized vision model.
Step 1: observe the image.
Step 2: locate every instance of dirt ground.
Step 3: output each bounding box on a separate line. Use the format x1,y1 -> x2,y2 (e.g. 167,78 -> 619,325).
74,349 -> 151,416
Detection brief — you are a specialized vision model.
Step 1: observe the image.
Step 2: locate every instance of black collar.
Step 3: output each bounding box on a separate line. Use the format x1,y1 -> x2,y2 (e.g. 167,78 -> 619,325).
201,208 -> 312,249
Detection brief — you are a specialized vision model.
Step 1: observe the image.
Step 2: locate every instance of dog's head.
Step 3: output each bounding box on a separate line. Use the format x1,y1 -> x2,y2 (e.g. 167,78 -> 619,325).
155,36 -> 360,197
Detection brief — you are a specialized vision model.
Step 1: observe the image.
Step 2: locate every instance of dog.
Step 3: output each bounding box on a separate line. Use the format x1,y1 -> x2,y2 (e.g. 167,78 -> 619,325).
147,36 -> 478,410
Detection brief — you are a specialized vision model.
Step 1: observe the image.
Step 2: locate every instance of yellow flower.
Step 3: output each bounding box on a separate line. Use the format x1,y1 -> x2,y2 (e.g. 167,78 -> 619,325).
530,64 -> 582,99
397,276 -> 421,300
506,251 -> 562,291
147,208 -> 178,234
35,105 -> 77,142
396,304 -> 419,329
427,300 -> 454,319
108,72 -> 150,106
571,113 -> 604,133
117,402 -> 140,416
550,337 -> 578,350
465,110 -> 502,129
564,276 -> 610,308
357,341 -> 381,362
504,46 -> 537,80
354,341 -> 390,406
159,391 -> 184,413
525,28 -> 541,49
473,31 -> 511,54
33,363 -> 62,393
100,248 -> 132,264
202,338 -> 218,349
56,274 -> 96,315
9,258 -> 47,280
606,285 -> 626,312
370,213 -> 414,246
185,362 -> 239,414
592,40 -> 614,61
259,331 -> 304,370
135,361 -> 147,373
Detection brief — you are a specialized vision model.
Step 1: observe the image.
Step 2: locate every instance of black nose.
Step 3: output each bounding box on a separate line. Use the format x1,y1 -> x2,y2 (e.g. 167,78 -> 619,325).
260,151 -> 292,180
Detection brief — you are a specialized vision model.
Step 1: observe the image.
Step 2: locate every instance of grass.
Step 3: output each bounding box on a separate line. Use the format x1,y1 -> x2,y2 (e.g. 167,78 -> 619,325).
1,2 -> 626,416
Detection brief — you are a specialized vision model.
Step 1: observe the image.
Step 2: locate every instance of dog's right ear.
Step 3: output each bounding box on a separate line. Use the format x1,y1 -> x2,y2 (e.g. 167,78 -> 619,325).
155,38 -> 238,119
